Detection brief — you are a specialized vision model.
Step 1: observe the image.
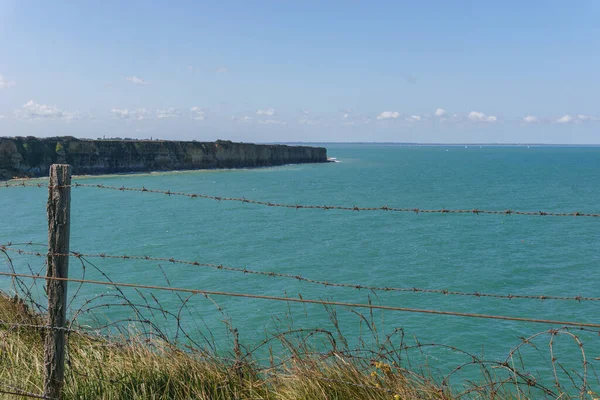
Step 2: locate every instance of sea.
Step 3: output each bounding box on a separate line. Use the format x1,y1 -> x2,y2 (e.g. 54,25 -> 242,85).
1,143 -> 599,392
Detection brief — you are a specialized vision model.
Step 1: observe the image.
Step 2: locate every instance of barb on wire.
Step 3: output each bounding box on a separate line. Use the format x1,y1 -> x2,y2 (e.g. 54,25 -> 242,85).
0,385 -> 50,399
2,245 -> 599,303
2,271 -> 600,328
0,319 -> 104,335
2,181 -> 599,217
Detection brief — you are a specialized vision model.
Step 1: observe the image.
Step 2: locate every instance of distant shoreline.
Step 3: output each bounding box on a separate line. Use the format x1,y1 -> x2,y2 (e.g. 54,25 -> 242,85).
4,163 -> 331,182
276,142 -> 600,147
0,137 -> 328,181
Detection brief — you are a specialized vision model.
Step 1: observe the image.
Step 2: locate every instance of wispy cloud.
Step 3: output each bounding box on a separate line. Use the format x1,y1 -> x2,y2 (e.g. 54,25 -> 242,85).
256,108 -> 276,116
376,111 -> 400,120
575,114 -> 598,122
156,108 -> 180,119
556,114 -> 573,124
554,114 -> 598,124
190,106 -> 206,120
216,67 -> 228,74
468,111 -> 497,123
297,118 -> 321,125
341,110 -> 372,126
257,119 -> 286,126
231,115 -> 252,122
125,76 -> 148,85
406,115 -> 422,122
17,100 -> 80,121
523,115 -> 538,124
0,74 -> 16,89
0,115 -> 5,120
111,108 -> 151,120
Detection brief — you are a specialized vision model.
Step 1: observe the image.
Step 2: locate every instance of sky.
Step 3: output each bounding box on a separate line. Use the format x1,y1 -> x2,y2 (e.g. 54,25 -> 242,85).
0,1 -> 599,143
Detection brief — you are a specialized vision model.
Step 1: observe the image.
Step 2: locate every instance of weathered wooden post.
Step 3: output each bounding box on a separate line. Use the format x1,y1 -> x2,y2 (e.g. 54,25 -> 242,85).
44,164 -> 72,399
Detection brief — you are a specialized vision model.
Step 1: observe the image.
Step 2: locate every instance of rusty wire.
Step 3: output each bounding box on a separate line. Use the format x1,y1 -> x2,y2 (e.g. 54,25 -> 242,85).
2,245 -> 599,302
2,271 -> 600,328
2,181 -> 600,217
0,319 -> 101,335
0,385 -> 50,399
0,319 -> 71,333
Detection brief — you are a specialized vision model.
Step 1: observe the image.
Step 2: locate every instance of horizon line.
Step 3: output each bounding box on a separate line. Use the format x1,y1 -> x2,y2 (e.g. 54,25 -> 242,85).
274,141 -> 600,146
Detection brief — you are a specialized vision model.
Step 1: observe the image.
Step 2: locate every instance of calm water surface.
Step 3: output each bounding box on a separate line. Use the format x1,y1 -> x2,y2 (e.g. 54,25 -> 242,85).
1,144 -> 599,389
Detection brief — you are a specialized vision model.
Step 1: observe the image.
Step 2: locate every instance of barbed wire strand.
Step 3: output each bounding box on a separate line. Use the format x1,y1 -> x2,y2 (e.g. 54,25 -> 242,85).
0,385 -> 49,399
2,245 -> 598,303
0,319 -> 99,334
2,182 -> 599,217
2,271 -> 600,328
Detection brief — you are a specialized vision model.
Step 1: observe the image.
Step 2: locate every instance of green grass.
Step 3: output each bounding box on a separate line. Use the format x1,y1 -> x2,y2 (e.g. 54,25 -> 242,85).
3,293 -> 593,399
0,293 -> 447,399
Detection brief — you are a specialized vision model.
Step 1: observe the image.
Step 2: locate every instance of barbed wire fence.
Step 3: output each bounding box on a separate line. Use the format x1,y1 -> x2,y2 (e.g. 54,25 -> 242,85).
1,167 -> 599,399
4,180 -> 600,217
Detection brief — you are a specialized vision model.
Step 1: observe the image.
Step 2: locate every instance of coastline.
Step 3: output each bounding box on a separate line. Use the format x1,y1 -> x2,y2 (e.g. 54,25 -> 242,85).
3,161 -> 335,183
0,137 -> 328,181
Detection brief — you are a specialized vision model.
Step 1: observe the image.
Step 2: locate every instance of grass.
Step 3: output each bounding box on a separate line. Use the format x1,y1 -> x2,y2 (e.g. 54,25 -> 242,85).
0,293 -> 448,399
2,291 -> 596,399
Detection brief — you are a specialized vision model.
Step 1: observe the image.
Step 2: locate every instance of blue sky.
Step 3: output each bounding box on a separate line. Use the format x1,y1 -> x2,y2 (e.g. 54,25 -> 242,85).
1,1 -> 599,143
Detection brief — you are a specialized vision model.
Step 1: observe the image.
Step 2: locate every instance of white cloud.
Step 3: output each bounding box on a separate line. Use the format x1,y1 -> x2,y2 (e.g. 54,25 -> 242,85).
556,114 -> 573,124
231,115 -> 252,122
256,108 -> 276,116
406,115 -> 421,122
126,76 -> 148,85
297,118 -> 320,125
575,114 -> 599,122
111,108 -> 150,120
156,108 -> 180,119
376,111 -> 400,120
17,100 -> 80,121
468,111 -> 497,123
434,108 -> 447,117
190,106 -> 206,120
554,114 -> 598,124
0,74 -> 16,89
257,119 -> 286,126
216,67 -> 228,74
523,115 -> 538,124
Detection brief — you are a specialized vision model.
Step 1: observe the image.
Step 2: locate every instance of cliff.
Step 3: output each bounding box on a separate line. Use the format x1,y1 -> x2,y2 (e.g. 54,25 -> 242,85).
0,137 -> 328,180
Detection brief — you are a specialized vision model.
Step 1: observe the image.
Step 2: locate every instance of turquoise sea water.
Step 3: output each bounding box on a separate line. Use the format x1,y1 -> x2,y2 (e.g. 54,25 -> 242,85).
1,144 -> 599,391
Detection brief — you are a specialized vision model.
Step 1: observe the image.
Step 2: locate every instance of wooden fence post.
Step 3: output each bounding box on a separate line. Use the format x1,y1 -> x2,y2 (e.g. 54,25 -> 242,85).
44,164 -> 72,399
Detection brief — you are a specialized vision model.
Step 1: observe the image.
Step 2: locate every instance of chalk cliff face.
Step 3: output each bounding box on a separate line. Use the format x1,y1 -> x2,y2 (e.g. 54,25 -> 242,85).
0,137 -> 328,180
